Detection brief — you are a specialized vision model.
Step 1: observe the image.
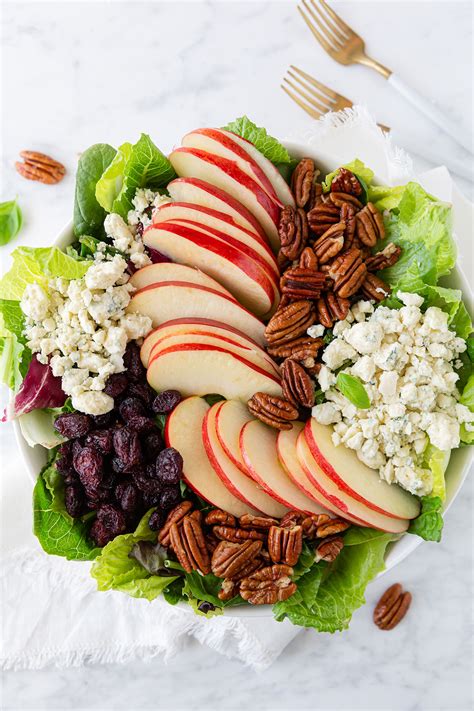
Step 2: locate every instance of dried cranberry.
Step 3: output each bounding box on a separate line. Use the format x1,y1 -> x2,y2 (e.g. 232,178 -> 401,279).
123,343 -> 146,382
64,485 -> 85,518
73,446 -> 103,493
113,427 -> 142,468
90,505 -> 126,546
58,441 -> 73,461
85,429 -> 113,455
156,447 -> 183,485
115,482 -> 140,513
104,372 -> 129,399
127,416 -> 155,434
91,412 -> 113,428
56,456 -> 75,476
148,509 -> 166,531
143,429 -> 163,461
119,397 -> 146,422
127,381 -> 155,407
133,467 -> 162,493
54,413 -> 91,439
159,486 -> 181,510
152,390 -> 182,415
142,486 -> 164,508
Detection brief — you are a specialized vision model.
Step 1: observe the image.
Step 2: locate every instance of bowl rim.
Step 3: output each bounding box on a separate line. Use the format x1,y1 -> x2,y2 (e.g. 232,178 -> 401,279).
13,141 -> 473,619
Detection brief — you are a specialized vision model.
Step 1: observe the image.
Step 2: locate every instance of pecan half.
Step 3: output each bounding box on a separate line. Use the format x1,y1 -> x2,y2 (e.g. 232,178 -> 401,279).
240,564 -> 297,605
280,267 -> 328,300
281,358 -> 315,408
308,182 -> 324,211
267,335 -> 324,364
15,150 -> 66,184
239,514 -> 279,530
280,511 -> 331,539
355,202 -> 385,246
291,158 -> 315,208
313,222 -> 346,264
328,248 -> 367,298
307,202 -> 340,236
204,509 -> 236,527
314,536 -> 344,562
265,300 -> 316,346
366,243 -> 402,272
213,526 -> 266,542
268,525 -> 303,565
279,206 -> 308,261
211,540 -> 263,579
205,532 -> 220,554
218,556 -> 264,601
315,292 -> 350,328
361,273 -> 391,302
248,393 -> 298,431
169,515 -> 211,574
340,202 -> 357,248
316,517 -> 351,538
299,246 -> 318,270
331,168 -> 362,197
329,192 -> 363,210
158,500 -> 194,546
373,583 -> 412,630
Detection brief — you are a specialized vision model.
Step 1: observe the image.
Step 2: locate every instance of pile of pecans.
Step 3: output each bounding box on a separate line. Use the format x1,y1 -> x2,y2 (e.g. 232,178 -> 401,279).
248,162 -> 403,430
157,501 -> 350,605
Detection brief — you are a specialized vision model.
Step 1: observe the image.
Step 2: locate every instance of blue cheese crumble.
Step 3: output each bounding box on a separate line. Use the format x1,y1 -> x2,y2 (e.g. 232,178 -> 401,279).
311,292 -> 471,496
21,256 -> 152,415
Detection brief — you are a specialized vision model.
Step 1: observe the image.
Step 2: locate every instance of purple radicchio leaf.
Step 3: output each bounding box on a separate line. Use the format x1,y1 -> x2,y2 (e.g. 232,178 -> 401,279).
5,355 -> 66,420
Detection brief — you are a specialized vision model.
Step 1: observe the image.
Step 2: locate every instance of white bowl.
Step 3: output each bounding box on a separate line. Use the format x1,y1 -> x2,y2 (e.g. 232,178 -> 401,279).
14,141 -> 473,619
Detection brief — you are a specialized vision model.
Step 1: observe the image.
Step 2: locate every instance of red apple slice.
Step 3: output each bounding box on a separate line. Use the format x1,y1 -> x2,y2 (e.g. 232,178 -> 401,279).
165,397 -> 257,517
296,431 -> 409,533
239,419 -> 331,514
127,281 -> 265,346
141,319 -> 278,372
215,399 -> 254,476
167,178 -> 267,242
306,420 -> 420,520
143,222 -> 276,317
153,204 -> 278,277
276,423 -> 336,518
148,333 -> 279,378
130,262 -> 233,298
220,128 -> 295,207
203,403 -> 288,517
168,147 -> 280,250
148,343 -> 283,402
182,128 -> 282,207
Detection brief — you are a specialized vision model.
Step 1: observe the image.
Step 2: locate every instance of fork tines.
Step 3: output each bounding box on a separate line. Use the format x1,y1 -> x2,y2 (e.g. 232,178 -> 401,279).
298,0 -> 354,57
281,66 -> 352,119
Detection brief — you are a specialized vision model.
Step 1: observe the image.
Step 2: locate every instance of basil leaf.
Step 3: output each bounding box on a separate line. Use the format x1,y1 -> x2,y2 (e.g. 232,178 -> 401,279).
0,198 -> 22,246
336,372 -> 370,409
73,143 -> 117,237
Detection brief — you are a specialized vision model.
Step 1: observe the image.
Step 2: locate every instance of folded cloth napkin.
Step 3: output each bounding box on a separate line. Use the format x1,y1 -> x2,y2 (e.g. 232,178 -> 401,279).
1,107 -> 470,671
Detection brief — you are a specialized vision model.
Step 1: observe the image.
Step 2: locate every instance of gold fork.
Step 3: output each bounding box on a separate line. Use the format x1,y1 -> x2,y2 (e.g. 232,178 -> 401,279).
298,0 -> 472,153
282,66 -> 474,182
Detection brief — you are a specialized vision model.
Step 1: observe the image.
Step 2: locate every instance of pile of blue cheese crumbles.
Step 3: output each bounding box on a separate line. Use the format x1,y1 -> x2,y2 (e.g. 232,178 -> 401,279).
19,189 -> 169,416
311,292 -> 473,496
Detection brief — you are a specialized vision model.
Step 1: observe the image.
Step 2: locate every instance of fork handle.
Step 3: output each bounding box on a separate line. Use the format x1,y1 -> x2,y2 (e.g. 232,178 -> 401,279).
388,73 -> 473,154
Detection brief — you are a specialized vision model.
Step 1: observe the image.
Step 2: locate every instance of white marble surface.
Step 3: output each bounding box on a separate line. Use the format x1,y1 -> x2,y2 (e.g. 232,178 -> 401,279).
1,1 -> 473,709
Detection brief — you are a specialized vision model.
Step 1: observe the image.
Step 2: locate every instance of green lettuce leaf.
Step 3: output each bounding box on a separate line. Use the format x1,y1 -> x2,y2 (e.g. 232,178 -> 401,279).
222,116 -> 293,165
460,374 -> 474,444
422,444 -> 451,500
74,143 -> 117,236
408,496 -> 444,542
181,571 -> 225,616
33,467 -> 100,561
322,159 -> 375,194
0,300 -> 30,389
95,142 -> 133,212
0,246 -> 90,301
379,183 -> 456,289
274,530 -> 392,632
111,134 -> 176,218
91,510 -> 179,601
367,184 -> 405,211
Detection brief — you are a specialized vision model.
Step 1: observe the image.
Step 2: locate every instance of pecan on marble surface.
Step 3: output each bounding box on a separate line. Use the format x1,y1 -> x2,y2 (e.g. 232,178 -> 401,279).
291,158 -> 315,208
315,291 -> 350,328
365,243 -> 402,272
281,358 -> 315,408
361,273 -> 391,302
15,150 -> 66,184
265,300 -> 316,346
279,205 -> 308,261
240,564 -> 297,605
328,247 -> 367,298
373,583 -> 412,630
247,392 -> 299,430
355,202 -> 385,246
331,167 -> 363,197
268,525 -> 303,566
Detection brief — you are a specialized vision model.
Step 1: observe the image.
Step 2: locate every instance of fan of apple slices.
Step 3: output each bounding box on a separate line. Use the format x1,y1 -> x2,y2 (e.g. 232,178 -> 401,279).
126,127 -> 420,533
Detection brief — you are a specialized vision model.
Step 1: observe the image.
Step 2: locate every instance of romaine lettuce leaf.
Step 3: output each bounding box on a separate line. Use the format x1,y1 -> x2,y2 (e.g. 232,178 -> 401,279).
274,529 -> 392,632
222,116 -> 293,166
181,571 -> 225,615
423,444 -> 451,500
95,142 -> 133,212
74,143 -> 117,236
111,134 -> 176,218
367,184 -> 405,211
0,300 -> 30,389
91,510 -> 180,601
460,374 -> 474,444
408,496 -> 444,542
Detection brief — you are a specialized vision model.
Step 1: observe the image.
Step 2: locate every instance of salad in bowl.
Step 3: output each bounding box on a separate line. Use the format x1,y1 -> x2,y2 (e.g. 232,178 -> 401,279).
1,117 -> 472,631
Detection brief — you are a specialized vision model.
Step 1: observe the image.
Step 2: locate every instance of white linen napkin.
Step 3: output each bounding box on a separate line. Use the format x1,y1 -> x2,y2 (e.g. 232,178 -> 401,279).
1,107 -> 470,671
